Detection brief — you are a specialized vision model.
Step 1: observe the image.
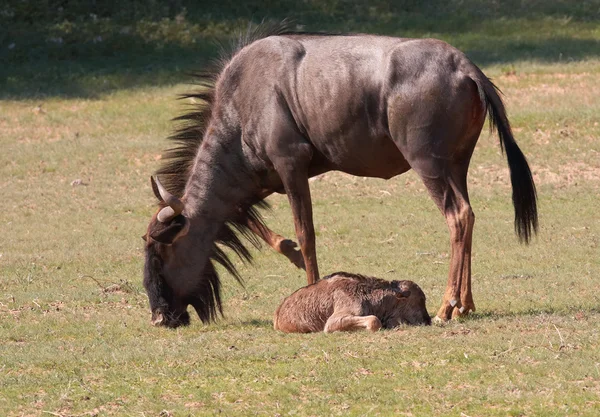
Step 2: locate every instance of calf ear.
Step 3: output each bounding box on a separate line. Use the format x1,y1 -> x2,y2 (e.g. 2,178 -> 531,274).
148,215 -> 189,244
395,289 -> 411,299
392,281 -> 410,300
392,280 -> 412,299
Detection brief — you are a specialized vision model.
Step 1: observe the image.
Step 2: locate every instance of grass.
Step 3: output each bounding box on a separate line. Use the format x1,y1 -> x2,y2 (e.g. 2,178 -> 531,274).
2,0 -> 600,97
2,1 -> 600,416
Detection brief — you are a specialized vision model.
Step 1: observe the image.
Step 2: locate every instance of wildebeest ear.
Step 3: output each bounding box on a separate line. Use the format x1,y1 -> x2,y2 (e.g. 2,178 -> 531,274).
148,215 -> 188,244
141,234 -> 147,242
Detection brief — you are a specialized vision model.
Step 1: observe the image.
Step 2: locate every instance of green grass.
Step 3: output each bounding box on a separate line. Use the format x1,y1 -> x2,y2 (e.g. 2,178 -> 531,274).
2,1 -> 600,416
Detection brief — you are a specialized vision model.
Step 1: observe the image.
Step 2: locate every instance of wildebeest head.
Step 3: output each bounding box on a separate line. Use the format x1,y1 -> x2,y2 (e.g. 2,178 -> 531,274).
389,280 -> 431,326
142,176 -> 222,328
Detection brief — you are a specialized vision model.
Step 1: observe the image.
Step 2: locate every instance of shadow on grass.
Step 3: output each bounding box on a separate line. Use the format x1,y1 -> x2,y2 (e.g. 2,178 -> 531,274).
237,318 -> 273,328
462,37 -> 600,67
4,35 -> 599,101
0,40 -> 220,99
455,306 -> 600,322
2,0 -> 599,99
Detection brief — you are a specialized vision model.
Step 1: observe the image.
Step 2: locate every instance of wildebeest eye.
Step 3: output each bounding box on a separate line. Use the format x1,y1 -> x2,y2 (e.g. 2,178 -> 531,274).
148,215 -> 188,244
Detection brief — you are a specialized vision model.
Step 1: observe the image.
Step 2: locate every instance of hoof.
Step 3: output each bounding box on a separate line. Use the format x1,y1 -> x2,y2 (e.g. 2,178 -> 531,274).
437,299 -> 476,322
367,318 -> 382,332
451,304 -> 476,319
432,316 -> 448,326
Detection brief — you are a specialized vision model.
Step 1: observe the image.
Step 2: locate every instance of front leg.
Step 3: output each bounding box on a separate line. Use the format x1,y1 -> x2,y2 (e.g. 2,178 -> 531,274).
266,107 -> 319,285
278,165 -> 319,285
244,216 -> 305,270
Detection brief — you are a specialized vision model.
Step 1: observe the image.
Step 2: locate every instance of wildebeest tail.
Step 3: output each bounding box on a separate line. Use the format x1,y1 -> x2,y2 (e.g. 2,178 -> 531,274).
469,69 -> 538,243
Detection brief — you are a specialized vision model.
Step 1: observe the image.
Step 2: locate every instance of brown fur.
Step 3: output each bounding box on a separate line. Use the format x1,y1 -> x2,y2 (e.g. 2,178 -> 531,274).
274,272 -> 431,333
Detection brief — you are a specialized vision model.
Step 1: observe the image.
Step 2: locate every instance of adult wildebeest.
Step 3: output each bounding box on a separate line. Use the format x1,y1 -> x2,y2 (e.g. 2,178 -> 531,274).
274,272 -> 431,333
143,22 -> 537,327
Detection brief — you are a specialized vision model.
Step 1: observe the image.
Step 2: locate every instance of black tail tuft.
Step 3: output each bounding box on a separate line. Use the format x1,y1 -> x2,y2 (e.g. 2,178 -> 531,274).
471,73 -> 538,243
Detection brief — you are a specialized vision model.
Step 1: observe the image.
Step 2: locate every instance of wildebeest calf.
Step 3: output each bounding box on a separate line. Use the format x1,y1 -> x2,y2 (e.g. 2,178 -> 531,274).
274,272 -> 431,333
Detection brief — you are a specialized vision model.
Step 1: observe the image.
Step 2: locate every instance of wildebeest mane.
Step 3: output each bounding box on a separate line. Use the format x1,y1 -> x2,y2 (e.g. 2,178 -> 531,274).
150,21 -> 309,322
155,20 -> 302,192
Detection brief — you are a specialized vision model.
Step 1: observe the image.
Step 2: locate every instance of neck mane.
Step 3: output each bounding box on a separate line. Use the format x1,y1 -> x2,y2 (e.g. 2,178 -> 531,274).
152,22 -> 298,288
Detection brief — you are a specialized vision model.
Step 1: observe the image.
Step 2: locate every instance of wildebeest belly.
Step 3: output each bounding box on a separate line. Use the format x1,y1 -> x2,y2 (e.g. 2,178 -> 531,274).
309,134 -> 411,179
292,72 -> 411,179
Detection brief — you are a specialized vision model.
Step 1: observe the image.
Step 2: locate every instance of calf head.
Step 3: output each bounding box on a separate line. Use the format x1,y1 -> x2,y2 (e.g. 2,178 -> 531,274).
390,280 -> 431,326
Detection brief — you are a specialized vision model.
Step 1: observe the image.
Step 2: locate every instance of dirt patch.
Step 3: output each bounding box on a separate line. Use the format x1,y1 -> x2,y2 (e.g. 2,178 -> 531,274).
534,162 -> 600,188
308,160 -> 600,194
469,161 -> 600,190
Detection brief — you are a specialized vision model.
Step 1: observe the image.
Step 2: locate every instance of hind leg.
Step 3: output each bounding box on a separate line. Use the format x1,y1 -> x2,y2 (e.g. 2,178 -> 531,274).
414,162 -> 476,321
388,75 -> 485,321
391,132 -> 477,321
391,131 -> 479,321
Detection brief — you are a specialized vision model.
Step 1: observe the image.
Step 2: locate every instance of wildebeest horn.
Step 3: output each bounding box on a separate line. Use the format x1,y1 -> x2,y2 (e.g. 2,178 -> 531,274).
151,176 -> 184,223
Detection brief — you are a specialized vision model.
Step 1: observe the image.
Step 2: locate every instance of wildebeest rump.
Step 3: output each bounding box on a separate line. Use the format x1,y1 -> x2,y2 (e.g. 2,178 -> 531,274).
274,272 -> 431,333
143,22 -> 537,327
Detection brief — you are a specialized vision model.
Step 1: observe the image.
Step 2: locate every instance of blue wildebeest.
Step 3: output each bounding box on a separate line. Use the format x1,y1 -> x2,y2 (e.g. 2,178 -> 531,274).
274,272 -> 431,333
143,22 -> 537,327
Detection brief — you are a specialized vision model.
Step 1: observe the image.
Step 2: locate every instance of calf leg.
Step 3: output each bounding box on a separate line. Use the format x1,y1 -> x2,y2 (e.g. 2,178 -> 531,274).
324,312 -> 382,333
